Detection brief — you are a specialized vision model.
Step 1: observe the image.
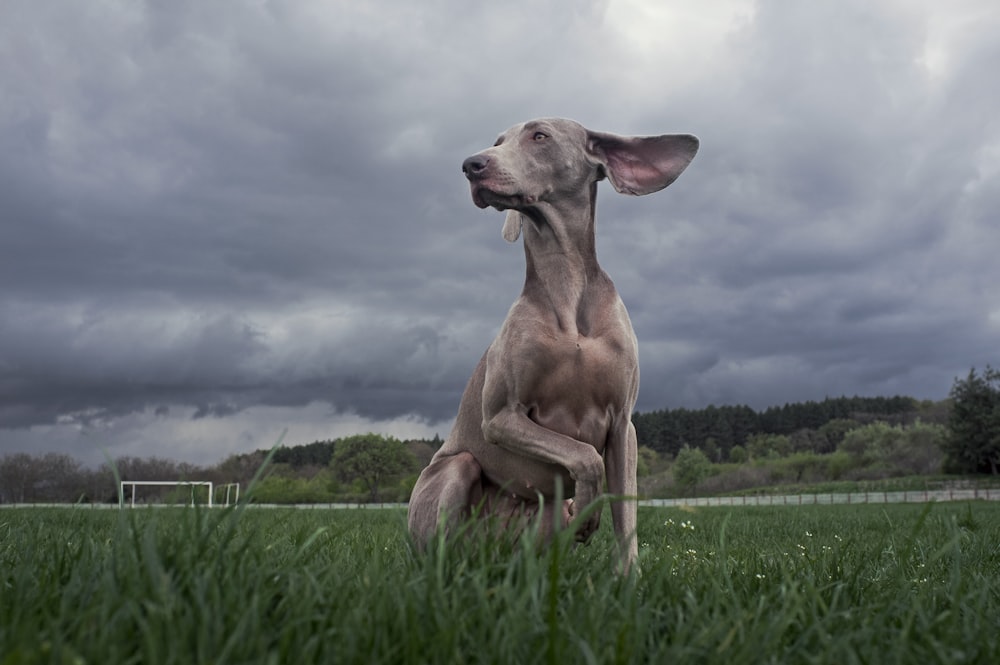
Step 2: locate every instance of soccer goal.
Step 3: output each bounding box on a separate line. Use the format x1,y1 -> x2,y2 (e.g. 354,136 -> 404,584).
119,481 -> 214,508
215,483 -> 240,506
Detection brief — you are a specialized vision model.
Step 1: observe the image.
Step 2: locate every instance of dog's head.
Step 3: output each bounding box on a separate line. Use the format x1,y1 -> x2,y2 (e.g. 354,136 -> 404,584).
461,118 -> 698,242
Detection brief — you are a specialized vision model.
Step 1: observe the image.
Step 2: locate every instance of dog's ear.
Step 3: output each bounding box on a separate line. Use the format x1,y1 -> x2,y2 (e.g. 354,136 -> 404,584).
588,131 -> 699,196
502,210 -> 523,242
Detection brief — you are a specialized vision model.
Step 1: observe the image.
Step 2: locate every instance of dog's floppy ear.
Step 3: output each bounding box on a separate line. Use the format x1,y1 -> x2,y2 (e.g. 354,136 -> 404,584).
588,131 -> 699,196
502,210 -> 523,242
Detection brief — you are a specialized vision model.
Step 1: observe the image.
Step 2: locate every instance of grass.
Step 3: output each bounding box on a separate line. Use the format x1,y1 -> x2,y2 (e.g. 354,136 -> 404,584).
2,501 -> 999,664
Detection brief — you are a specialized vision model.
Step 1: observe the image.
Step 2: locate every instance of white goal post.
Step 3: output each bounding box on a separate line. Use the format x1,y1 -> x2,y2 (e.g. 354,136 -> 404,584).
120,481 -> 213,508
216,482 -> 240,506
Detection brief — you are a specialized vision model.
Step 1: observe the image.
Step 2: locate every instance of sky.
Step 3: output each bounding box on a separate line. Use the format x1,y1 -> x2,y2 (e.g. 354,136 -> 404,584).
1,0 -> 998,468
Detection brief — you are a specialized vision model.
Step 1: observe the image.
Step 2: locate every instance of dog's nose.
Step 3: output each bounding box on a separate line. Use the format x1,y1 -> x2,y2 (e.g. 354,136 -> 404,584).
462,154 -> 490,180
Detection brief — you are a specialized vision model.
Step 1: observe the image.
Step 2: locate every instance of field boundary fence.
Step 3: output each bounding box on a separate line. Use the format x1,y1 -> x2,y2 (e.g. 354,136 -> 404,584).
640,488 -> 1000,508
4,489 -> 1000,510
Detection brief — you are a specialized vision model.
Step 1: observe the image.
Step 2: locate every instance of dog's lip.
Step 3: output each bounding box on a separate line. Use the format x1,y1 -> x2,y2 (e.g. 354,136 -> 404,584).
470,183 -> 526,211
470,183 -> 510,210
470,184 -> 491,209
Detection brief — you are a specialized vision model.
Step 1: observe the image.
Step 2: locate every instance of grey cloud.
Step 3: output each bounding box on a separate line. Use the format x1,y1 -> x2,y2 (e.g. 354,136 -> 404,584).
2,0 -> 999,463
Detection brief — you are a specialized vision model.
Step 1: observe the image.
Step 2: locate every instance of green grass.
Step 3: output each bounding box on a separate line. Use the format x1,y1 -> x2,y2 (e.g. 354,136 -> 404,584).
2,502 -> 999,664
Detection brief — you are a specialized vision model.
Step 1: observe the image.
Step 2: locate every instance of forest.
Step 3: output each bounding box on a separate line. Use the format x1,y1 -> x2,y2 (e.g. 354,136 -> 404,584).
631,394 -> 927,460
3,367 -> 998,503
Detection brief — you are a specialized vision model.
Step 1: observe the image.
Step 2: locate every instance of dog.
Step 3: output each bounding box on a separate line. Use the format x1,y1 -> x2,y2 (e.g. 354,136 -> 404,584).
408,118 -> 698,571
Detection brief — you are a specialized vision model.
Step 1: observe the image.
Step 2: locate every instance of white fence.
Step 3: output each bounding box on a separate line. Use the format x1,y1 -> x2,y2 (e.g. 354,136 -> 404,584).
641,488 -> 1000,508
3,489 -> 1000,510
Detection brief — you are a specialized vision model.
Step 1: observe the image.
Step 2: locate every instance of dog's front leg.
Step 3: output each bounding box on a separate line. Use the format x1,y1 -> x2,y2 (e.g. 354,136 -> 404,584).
482,403 -> 605,542
604,419 -> 639,573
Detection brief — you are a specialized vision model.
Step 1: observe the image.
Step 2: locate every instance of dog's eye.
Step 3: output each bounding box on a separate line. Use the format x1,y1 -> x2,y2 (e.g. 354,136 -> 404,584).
493,137 -> 504,147
533,132 -> 548,141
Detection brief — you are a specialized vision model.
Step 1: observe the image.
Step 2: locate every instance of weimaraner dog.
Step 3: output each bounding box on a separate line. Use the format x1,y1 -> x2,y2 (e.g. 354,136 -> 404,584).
408,118 -> 698,571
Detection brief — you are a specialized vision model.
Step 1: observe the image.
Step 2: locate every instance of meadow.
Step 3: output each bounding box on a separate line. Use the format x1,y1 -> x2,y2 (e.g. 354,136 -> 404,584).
2,501 -> 999,664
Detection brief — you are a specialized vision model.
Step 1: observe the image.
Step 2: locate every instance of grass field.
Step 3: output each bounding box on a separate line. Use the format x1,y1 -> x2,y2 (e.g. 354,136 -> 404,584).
2,501 -> 999,664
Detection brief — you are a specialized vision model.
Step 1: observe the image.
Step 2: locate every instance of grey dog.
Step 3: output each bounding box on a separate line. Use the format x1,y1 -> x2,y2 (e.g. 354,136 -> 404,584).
408,118 -> 698,572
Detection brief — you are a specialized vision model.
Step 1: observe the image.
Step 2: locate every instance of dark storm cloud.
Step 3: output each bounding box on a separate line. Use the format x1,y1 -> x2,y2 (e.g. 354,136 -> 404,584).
1,0 -> 998,463
597,1 -> 1000,412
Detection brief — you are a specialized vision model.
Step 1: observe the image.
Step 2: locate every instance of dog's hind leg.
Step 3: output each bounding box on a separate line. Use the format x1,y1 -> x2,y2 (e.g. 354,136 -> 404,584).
407,451 -> 483,548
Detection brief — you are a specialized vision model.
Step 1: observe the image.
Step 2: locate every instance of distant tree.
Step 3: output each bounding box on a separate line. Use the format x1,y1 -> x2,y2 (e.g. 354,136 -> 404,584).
789,428 -> 826,454
780,452 -> 828,484
81,466 -> 116,503
747,433 -> 791,459
945,367 -> 1000,474
0,453 -> 36,503
251,473 -> 336,504
914,399 -> 951,426
728,445 -> 748,464
818,418 -> 860,453
35,453 -> 84,502
702,437 -> 722,463
829,420 -> 945,477
404,440 -> 437,471
637,446 -> 660,477
113,456 -> 187,481
895,421 -> 945,475
331,433 -> 416,502
0,452 -> 99,503
839,422 -> 904,465
726,405 -> 759,450
271,440 -> 337,467
673,445 -> 712,494
213,451 -> 267,486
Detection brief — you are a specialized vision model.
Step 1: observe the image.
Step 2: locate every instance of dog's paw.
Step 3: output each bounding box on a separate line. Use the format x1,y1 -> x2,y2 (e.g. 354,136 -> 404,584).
567,496 -> 602,543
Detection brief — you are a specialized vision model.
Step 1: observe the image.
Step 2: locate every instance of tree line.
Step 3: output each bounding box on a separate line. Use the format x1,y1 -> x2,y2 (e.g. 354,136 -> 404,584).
632,367 -> 998,479
631,394 -> 928,461
0,434 -> 434,505
647,366 -> 1000,496
2,365 -> 997,504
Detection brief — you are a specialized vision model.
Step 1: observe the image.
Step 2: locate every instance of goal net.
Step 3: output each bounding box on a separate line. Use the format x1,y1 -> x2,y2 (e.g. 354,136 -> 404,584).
119,481 -> 214,508
215,483 -> 241,506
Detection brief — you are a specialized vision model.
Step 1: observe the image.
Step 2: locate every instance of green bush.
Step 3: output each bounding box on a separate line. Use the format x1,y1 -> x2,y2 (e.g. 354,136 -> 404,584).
839,421 -> 945,476
672,445 -> 712,493
747,433 -> 791,459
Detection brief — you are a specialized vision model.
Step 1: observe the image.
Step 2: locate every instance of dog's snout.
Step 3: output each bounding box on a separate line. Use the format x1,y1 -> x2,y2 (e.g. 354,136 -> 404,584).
462,154 -> 490,180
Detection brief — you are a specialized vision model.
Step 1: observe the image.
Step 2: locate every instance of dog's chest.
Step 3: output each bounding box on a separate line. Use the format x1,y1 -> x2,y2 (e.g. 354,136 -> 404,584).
517,326 -> 636,413
513,331 -> 632,445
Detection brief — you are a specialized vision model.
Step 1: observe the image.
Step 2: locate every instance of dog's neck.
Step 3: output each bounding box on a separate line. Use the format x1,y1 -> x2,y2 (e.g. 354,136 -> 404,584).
519,186 -> 606,335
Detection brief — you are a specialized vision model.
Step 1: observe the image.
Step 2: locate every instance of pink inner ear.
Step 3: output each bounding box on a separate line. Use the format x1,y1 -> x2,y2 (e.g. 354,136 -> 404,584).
608,158 -> 670,195
595,133 -> 699,196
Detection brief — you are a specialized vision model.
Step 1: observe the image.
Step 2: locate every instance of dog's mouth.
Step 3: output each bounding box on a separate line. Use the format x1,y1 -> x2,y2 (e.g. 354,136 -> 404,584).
470,184 -> 508,210
470,184 -> 494,209
470,184 -> 527,211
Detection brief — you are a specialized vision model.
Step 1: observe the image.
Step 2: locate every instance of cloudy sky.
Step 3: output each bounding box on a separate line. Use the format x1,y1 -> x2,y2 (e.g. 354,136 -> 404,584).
2,0 -> 998,467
